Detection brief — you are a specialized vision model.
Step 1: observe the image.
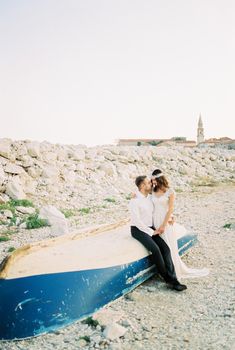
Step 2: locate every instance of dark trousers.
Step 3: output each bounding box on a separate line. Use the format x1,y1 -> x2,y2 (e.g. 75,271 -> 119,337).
131,226 -> 178,284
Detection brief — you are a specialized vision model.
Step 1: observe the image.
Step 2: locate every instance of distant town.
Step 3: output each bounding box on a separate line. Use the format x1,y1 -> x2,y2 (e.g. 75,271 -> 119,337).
117,115 -> 235,149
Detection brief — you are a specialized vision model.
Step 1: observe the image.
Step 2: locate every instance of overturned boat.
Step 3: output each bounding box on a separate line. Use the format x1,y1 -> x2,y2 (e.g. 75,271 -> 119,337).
0,219 -> 197,340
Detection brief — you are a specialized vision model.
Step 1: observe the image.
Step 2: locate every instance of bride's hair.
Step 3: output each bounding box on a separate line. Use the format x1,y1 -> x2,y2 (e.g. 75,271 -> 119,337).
151,169 -> 169,192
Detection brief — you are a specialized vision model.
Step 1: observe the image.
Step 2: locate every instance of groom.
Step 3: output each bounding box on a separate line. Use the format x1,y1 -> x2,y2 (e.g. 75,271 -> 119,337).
129,175 -> 187,292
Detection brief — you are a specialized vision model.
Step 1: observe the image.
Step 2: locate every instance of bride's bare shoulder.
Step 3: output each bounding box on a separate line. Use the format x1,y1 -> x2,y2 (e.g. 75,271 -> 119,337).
167,188 -> 176,196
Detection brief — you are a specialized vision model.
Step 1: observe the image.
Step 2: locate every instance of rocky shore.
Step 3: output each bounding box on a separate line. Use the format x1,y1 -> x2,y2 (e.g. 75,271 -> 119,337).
0,138 -> 234,209
0,139 -> 235,349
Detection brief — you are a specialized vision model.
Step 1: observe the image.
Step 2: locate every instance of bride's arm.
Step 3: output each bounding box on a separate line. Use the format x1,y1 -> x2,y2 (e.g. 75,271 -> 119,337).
158,192 -> 175,233
130,192 -> 137,199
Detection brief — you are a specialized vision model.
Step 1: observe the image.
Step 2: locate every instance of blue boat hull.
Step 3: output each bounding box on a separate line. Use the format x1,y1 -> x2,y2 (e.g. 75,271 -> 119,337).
0,233 -> 197,340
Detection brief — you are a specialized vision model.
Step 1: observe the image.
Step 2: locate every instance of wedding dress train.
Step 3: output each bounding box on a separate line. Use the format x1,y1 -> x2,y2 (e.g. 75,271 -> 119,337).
151,188 -> 210,280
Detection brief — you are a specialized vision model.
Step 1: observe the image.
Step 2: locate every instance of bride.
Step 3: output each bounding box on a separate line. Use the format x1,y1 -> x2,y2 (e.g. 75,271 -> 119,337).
150,169 -> 210,281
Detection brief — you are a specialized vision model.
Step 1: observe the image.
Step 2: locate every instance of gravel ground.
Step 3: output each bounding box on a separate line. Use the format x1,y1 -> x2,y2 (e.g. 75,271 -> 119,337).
0,184 -> 235,350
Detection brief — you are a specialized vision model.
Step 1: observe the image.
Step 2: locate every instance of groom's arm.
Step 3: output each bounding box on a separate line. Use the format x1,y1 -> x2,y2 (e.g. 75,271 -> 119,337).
129,200 -> 155,236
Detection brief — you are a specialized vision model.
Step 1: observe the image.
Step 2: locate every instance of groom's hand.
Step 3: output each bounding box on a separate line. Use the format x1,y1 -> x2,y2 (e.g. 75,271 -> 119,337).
152,229 -> 161,236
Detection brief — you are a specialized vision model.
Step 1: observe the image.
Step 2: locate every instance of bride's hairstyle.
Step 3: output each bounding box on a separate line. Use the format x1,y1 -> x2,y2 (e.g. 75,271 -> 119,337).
151,169 -> 169,192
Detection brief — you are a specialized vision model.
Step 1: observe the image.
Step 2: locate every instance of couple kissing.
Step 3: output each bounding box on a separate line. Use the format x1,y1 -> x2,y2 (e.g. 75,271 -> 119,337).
129,169 -> 210,292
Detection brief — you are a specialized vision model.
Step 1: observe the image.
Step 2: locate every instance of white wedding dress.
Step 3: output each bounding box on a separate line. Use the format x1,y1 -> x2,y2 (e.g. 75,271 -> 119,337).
151,188 -> 210,281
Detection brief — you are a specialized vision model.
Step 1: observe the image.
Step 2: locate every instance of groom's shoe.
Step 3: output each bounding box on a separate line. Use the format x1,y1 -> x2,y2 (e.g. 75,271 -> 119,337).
167,282 -> 187,292
171,283 -> 187,291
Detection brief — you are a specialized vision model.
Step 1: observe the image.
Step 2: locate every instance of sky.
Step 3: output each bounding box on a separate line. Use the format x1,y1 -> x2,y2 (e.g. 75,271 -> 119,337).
0,0 -> 234,146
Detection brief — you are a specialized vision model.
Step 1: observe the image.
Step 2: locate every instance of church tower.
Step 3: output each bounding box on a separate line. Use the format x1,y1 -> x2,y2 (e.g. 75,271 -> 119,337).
197,114 -> 205,144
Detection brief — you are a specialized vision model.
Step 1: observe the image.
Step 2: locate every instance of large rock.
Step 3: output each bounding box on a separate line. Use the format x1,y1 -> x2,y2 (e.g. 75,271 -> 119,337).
77,339 -> 87,347
4,163 -> 24,175
41,165 -> 59,179
76,163 -> 86,173
1,209 -> 13,218
93,309 -> 124,327
20,155 -> 35,168
18,172 -> 37,195
0,193 -> 10,203
27,166 -> 42,178
98,162 -> 117,177
26,141 -> 41,158
42,151 -> 57,162
57,148 -> 67,161
178,164 -> 190,175
69,148 -> 86,161
15,144 -> 28,160
0,139 -> 14,160
15,206 -> 36,215
61,169 -> 76,183
39,205 -> 68,236
0,165 -> 7,186
85,148 -> 97,160
5,177 -> 26,200
103,322 -> 127,340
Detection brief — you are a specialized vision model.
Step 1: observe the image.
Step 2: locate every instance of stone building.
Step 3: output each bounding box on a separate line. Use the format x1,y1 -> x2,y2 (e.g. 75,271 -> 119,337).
200,137 -> 235,149
197,114 -> 205,145
117,114 -> 233,148
117,137 -> 196,147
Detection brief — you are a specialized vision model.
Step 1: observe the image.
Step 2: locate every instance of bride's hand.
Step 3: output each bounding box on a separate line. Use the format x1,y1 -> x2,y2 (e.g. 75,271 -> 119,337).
158,225 -> 166,234
130,192 -> 137,199
168,215 -> 175,225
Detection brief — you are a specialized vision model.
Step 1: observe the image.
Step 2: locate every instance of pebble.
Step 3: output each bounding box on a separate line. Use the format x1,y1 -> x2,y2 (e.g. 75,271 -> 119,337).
77,338 -> 87,347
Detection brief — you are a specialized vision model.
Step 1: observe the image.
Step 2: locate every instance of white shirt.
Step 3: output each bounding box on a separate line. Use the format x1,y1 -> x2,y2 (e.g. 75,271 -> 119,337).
128,190 -> 155,236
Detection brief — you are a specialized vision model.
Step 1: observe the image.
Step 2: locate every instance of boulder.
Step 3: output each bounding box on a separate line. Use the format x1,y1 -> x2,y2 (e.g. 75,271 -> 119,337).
18,172 -> 37,195
5,177 -> 26,200
42,151 -> 57,162
19,222 -> 27,229
26,142 -> 41,158
69,149 -> 86,161
0,193 -> 10,203
0,165 -> 7,186
4,163 -> 24,175
41,165 -> 59,179
98,162 -> 117,177
27,166 -> 42,178
77,339 -> 87,347
39,205 -> 68,236
1,209 -> 13,219
0,139 -> 14,161
15,206 -> 36,215
93,309 -> 124,327
15,144 -> 28,160
20,155 -> 35,168
103,322 -> 127,340
57,148 -> 67,161
61,170 -> 76,183
85,148 -> 97,160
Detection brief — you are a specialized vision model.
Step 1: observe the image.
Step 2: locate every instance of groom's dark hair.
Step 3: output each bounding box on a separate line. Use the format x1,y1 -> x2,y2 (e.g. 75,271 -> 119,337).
135,175 -> 147,189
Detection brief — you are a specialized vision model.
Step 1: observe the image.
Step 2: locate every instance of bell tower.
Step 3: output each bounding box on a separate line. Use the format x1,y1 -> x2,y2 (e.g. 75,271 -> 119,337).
197,114 -> 205,145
